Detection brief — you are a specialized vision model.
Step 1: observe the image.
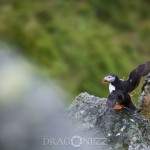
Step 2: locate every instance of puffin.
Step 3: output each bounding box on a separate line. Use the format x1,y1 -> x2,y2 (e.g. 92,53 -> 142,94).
102,61 -> 150,110
106,90 -> 136,110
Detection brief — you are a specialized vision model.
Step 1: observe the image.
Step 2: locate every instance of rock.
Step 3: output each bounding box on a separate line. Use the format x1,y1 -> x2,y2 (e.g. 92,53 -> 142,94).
66,92 -> 107,130
67,92 -> 150,150
137,73 -> 150,119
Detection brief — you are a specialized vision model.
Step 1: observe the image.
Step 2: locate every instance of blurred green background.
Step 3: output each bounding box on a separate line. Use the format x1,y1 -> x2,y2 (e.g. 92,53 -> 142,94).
0,0 -> 150,102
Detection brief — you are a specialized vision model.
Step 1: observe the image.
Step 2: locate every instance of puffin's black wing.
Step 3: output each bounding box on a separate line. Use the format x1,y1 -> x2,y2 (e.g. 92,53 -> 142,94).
126,61 -> 150,93
106,90 -> 124,108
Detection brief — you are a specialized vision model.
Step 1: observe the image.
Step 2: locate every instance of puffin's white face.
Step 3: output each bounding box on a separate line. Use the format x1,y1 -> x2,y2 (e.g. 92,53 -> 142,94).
103,75 -> 116,83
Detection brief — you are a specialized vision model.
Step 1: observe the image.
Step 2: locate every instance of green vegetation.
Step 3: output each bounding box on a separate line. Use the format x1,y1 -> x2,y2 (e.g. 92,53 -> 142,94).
0,0 -> 150,101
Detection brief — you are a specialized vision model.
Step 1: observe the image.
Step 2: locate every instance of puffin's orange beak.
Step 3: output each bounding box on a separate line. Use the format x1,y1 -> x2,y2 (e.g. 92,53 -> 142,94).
102,79 -> 107,84
114,105 -> 123,110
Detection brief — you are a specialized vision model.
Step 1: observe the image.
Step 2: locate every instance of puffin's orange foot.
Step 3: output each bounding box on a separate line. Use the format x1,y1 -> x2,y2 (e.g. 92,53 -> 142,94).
114,105 -> 123,110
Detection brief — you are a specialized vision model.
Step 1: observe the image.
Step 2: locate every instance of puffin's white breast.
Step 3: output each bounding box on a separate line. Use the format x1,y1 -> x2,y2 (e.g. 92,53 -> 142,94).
109,79 -> 124,93
109,83 -> 115,93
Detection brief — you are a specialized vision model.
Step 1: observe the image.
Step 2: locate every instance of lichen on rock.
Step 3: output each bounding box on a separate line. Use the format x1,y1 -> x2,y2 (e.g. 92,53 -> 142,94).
66,92 -> 150,150
137,73 -> 150,119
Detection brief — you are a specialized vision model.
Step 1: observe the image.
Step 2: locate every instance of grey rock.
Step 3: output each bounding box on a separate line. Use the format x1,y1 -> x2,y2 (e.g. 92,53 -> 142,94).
66,92 -> 107,130
137,73 -> 150,119
67,92 -> 150,150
